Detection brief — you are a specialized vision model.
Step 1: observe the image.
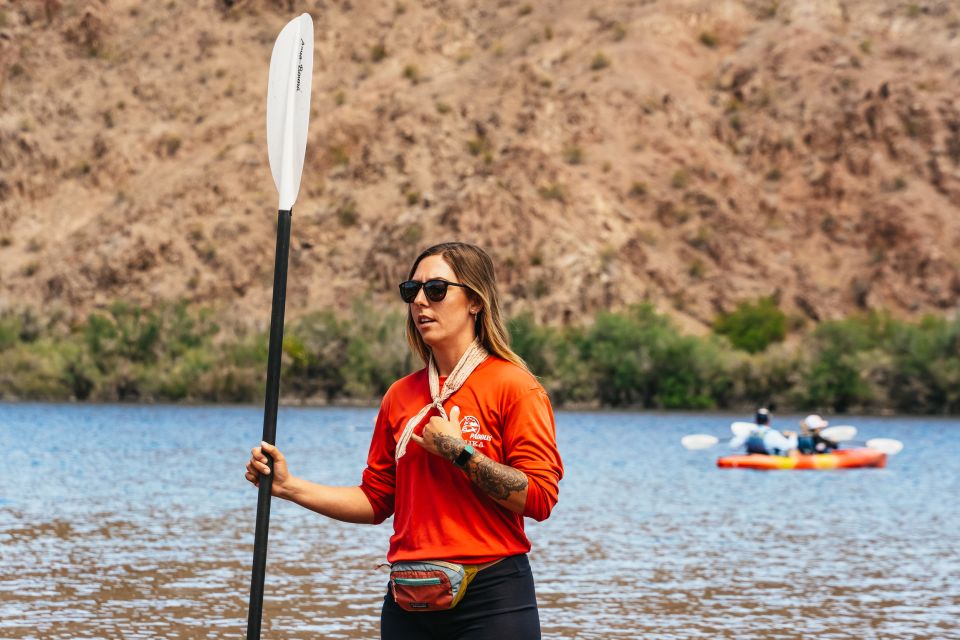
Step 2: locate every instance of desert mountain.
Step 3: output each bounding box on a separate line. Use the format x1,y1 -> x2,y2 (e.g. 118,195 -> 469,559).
1,0 -> 958,334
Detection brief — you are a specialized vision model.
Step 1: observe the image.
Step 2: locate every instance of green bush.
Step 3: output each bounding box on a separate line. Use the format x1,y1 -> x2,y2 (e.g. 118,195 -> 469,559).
507,312 -> 556,377
798,317 -> 876,412
574,305 -> 734,408
1,299 -> 959,413
713,297 -> 787,353
341,301 -> 413,399
283,311 -> 349,401
0,313 -> 22,351
885,315 -> 960,413
796,313 -> 894,412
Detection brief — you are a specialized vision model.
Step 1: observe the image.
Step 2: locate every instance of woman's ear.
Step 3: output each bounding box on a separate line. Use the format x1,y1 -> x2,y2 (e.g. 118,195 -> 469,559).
468,293 -> 482,316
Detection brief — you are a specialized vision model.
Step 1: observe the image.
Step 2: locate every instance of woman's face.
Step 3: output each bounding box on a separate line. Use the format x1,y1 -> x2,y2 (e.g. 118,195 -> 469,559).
409,255 -> 478,350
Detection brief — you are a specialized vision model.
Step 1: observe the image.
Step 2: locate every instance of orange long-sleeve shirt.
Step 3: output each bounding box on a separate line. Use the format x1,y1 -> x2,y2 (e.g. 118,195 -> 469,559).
359,356 -> 563,564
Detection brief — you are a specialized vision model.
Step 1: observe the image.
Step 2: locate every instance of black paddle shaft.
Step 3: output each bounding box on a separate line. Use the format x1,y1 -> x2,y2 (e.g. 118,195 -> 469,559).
247,209 -> 292,640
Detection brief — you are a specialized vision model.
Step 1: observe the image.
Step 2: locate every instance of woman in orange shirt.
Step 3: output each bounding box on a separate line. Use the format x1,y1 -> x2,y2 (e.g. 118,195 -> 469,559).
245,242 -> 563,639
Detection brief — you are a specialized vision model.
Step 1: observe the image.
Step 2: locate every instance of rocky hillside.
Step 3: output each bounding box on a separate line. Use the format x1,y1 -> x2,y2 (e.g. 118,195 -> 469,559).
1,0 -> 958,334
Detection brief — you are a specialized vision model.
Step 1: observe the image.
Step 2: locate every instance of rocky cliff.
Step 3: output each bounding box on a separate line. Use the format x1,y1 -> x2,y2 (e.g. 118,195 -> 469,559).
1,0 -> 958,334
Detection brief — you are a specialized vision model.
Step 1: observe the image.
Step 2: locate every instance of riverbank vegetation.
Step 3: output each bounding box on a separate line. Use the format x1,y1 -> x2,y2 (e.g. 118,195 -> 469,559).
1,301 -> 958,413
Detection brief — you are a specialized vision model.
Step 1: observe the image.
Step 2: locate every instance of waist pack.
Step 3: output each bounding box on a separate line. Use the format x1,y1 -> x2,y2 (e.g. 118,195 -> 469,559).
389,560 -> 480,612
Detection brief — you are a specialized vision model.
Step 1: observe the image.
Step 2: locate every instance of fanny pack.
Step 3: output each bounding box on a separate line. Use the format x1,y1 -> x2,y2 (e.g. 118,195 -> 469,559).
389,560 -> 479,612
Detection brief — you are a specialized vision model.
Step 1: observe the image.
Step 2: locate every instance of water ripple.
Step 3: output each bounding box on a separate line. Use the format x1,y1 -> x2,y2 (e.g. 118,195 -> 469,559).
0,404 -> 958,638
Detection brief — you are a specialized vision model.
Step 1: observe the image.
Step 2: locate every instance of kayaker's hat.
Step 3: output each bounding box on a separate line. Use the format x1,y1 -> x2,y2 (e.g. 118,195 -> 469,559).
803,414 -> 828,429
755,408 -> 770,425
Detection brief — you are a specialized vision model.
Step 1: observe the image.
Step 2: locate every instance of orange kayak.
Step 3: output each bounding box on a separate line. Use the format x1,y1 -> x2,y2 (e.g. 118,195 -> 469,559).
717,448 -> 887,470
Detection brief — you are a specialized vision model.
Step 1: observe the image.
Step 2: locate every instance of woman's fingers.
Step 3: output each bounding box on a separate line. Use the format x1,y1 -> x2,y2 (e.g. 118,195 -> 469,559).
244,460 -> 260,486
260,441 -> 284,462
246,442 -> 279,481
247,441 -> 285,475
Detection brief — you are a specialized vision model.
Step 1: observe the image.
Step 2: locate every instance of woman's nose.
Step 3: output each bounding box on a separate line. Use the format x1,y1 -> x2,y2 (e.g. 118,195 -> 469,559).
413,287 -> 429,306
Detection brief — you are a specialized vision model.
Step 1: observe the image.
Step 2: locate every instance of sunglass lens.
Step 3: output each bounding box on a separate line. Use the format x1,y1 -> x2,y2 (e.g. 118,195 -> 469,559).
423,280 -> 449,302
399,281 -> 420,303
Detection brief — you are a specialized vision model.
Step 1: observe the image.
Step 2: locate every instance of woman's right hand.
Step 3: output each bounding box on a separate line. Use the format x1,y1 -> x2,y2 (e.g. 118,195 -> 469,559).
245,441 -> 293,498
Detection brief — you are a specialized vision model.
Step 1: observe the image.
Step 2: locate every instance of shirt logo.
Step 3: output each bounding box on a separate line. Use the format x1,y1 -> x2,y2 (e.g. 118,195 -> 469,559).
460,415 -> 481,435
460,415 -> 491,447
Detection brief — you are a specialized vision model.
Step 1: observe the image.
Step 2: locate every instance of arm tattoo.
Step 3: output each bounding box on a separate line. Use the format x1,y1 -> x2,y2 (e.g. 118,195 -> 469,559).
468,455 -> 528,501
434,435 -> 463,462
434,436 -> 528,501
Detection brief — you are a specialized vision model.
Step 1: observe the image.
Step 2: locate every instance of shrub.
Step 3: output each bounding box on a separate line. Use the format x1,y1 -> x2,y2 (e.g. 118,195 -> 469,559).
670,170 -> 689,189
563,145 -> 584,165
402,64 -> 419,83
628,181 -> 648,198
507,313 -> 555,377
341,301 -> 412,399
798,315 -> 887,412
713,297 -> 787,353
577,305 -> 731,408
2,299 -> 959,413
884,315 -> 960,413
590,52 -> 610,70
539,183 -> 565,202
282,311 -> 348,401
467,137 -> 489,157
336,200 -> 359,226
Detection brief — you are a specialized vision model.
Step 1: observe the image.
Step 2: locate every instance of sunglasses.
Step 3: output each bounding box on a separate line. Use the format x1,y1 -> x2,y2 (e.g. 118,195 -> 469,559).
399,279 -> 470,303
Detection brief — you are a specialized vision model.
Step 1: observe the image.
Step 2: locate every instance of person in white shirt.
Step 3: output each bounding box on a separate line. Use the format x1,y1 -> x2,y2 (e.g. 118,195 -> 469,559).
730,408 -> 797,456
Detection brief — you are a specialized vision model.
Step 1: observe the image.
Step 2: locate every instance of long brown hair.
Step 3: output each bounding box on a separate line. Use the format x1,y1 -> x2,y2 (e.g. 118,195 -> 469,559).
404,242 -> 528,371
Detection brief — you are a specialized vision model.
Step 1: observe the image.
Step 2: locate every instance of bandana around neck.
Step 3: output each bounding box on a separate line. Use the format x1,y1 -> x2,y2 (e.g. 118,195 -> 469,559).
394,339 -> 489,460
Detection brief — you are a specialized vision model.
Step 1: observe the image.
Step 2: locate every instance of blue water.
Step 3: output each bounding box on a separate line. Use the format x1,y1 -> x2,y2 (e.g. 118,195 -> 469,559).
0,403 -> 958,639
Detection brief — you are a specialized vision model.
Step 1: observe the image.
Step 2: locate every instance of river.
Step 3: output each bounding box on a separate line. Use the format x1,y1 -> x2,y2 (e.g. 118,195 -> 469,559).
0,403 -> 957,639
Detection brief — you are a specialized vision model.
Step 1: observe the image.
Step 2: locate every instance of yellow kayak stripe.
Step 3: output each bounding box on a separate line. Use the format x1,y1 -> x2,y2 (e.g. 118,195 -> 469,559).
812,454 -> 840,470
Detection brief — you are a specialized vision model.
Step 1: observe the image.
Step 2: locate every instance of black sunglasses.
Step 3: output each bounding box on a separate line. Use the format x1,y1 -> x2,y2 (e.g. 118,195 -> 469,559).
399,279 -> 469,303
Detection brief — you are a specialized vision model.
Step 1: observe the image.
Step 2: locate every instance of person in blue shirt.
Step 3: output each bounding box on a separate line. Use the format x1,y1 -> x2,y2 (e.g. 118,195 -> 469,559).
730,408 -> 797,456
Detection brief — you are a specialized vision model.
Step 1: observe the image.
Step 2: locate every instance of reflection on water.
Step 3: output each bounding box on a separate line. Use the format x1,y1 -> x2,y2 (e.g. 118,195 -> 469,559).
1,404 -> 958,638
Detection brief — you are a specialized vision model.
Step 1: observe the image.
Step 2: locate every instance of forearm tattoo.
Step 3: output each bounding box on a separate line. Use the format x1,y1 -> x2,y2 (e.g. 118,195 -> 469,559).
469,455 -> 528,501
434,435 -> 463,462
434,435 -> 528,501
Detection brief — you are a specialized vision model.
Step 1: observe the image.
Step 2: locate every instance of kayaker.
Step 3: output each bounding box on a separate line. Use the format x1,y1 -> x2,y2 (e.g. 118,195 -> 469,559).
797,414 -> 835,454
245,241 -> 563,640
730,408 -> 797,456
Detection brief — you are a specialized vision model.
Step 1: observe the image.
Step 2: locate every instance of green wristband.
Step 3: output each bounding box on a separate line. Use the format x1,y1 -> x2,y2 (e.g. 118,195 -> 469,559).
453,444 -> 476,469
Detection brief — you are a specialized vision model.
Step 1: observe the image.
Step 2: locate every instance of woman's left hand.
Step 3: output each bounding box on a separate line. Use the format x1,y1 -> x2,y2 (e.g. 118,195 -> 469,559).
411,405 -> 464,460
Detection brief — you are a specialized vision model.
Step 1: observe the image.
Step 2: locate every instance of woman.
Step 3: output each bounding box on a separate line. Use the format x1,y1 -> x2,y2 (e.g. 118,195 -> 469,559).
245,241 -> 563,639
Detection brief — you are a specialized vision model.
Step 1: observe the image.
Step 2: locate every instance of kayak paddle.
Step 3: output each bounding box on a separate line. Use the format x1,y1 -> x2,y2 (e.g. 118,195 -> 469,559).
865,438 -> 904,455
247,13 -> 314,640
681,434 -> 721,450
682,422 -> 756,449
818,425 -> 857,443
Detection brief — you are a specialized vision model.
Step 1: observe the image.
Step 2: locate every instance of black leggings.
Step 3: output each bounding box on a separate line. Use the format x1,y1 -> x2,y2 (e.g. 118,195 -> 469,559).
380,554 -> 541,640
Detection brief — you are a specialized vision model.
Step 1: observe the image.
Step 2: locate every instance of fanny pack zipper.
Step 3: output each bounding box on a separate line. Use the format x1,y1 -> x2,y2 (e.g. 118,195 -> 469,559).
394,577 -> 443,586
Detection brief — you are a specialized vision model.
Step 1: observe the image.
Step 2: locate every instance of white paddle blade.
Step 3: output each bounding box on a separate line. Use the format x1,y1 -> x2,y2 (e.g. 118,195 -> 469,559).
731,421 -> 754,437
866,438 -> 903,455
681,434 -> 719,450
267,13 -> 314,210
820,425 -> 857,443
